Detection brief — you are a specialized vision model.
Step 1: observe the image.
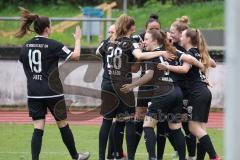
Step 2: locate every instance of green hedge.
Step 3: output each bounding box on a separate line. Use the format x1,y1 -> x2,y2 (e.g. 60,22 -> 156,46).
0,0 -> 223,9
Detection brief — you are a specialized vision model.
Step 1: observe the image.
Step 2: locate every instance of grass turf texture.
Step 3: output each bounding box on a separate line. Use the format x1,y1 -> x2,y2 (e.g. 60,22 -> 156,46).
0,0 -> 223,47
0,124 -> 223,160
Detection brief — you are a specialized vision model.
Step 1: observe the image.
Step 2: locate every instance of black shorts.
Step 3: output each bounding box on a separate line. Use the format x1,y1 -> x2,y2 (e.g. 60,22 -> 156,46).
100,80 -> 135,119
146,84 -> 183,123
136,85 -> 154,107
178,80 -> 191,99
178,80 -> 193,118
27,96 -> 67,121
188,82 -> 212,123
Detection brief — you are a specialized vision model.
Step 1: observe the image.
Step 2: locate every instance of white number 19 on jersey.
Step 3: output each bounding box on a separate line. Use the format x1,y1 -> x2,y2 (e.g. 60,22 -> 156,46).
28,49 -> 42,73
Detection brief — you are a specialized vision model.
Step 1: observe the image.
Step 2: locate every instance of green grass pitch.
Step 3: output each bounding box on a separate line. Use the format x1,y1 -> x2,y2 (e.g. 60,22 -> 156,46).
0,124 -> 223,160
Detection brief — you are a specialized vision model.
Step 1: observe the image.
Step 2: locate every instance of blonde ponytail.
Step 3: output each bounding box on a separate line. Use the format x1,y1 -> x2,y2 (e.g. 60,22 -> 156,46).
196,29 -> 211,71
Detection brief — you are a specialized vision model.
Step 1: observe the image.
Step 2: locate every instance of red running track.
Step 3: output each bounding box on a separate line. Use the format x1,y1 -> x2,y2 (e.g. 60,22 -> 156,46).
0,111 -> 224,129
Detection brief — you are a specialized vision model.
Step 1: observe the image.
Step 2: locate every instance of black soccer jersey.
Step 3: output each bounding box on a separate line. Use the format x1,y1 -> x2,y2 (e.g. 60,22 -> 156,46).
106,37 -> 138,84
147,47 -> 184,83
185,47 -> 206,82
174,42 -> 186,53
173,43 -> 187,82
19,36 -> 73,98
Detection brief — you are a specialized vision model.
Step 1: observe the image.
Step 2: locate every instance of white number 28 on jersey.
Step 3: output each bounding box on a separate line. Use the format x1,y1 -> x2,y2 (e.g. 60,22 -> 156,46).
107,47 -> 122,69
28,49 -> 42,73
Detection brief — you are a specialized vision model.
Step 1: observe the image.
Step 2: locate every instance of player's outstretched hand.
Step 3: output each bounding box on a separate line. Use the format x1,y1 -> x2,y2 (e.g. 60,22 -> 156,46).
73,25 -> 81,40
161,51 -> 176,61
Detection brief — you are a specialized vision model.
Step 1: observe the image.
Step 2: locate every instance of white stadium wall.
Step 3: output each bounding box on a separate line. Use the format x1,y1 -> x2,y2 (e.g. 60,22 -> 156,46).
0,60 -> 224,108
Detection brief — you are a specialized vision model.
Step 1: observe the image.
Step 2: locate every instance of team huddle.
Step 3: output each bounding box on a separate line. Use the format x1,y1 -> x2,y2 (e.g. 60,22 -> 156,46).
97,14 -> 220,160
16,6 -> 221,160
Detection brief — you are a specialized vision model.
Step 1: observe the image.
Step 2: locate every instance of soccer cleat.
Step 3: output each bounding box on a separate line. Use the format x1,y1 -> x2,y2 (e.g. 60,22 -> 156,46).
73,152 -> 90,160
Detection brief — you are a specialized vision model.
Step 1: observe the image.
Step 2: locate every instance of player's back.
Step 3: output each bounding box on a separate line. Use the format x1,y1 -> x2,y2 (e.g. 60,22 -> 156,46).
107,37 -> 136,85
19,36 -> 71,98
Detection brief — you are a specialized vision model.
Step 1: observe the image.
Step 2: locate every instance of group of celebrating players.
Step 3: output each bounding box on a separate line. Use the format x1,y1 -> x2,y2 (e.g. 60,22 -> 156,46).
97,14 -> 221,160
16,6 -> 221,160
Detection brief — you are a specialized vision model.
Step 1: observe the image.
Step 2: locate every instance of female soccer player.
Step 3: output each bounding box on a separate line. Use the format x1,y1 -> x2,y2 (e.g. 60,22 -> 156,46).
158,28 -> 220,160
170,16 -> 197,160
97,14 -> 172,160
131,14 -> 164,158
97,24 -> 126,160
16,7 -> 90,160
120,29 -> 204,160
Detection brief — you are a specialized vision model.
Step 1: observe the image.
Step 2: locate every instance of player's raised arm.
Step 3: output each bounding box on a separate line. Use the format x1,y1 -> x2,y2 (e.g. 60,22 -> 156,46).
69,25 -> 81,61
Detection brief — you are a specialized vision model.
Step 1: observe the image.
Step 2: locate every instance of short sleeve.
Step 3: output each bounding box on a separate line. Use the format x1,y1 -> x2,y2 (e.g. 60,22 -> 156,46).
52,41 -> 73,60
186,50 -> 194,57
131,40 -> 140,55
120,39 -> 139,63
132,41 -> 140,50
96,40 -> 106,56
18,47 -> 27,63
132,34 -> 143,43
176,49 -> 184,62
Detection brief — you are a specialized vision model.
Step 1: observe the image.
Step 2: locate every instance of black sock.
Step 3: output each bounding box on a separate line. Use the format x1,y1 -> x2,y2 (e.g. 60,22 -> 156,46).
199,135 -> 217,159
185,134 -> 197,157
170,128 -> 186,160
109,121 -> 125,158
182,122 -> 196,157
166,126 -> 177,151
107,122 -> 115,159
144,127 -> 157,159
99,118 -> 112,160
31,129 -> 44,160
157,122 -> 167,160
125,121 -> 136,160
111,121 -> 126,158
118,122 -> 125,157
59,124 -> 78,159
134,121 -> 144,154
197,142 -> 206,160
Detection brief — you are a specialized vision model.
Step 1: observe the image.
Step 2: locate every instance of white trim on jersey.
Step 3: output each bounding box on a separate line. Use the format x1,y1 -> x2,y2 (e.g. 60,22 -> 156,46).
62,46 -> 71,55
65,51 -> 74,61
133,42 -> 140,49
159,56 -> 164,63
35,35 -> 47,38
27,94 -> 64,99
177,49 -> 185,62
96,42 -> 104,56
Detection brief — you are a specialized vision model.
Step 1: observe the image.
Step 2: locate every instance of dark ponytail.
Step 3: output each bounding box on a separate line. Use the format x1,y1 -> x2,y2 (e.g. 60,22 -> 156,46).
16,7 -> 50,38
